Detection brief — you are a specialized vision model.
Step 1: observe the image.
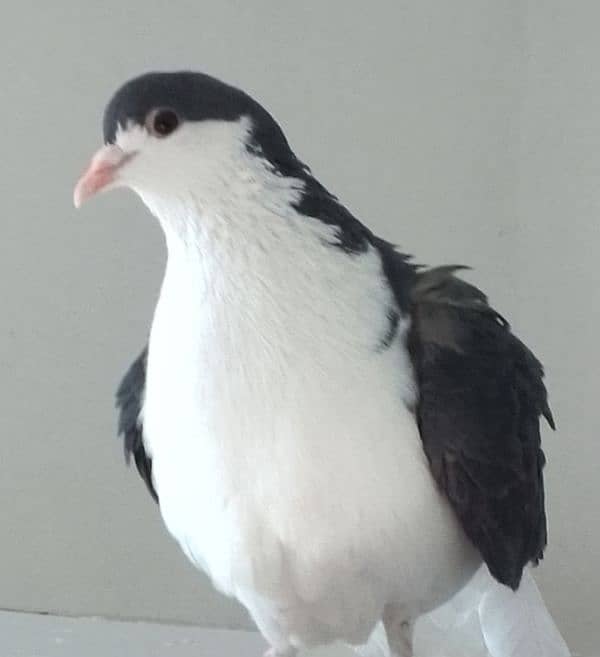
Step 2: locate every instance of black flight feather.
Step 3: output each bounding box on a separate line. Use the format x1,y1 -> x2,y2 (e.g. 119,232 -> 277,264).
401,263 -> 554,589
116,347 -> 158,503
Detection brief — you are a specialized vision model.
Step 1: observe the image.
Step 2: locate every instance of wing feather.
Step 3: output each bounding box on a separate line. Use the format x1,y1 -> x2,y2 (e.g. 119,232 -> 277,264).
116,347 -> 158,503
405,265 -> 553,589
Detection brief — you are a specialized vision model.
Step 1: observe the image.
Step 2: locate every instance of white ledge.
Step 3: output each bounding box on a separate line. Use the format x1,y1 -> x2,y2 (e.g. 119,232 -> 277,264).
0,610 -> 356,657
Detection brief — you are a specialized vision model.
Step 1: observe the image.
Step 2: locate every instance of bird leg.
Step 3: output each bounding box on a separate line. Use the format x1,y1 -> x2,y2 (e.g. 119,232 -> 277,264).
383,604 -> 414,657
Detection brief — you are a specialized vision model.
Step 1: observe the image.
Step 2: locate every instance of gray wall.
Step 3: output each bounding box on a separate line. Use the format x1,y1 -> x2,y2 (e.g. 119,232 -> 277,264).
0,1 -> 597,654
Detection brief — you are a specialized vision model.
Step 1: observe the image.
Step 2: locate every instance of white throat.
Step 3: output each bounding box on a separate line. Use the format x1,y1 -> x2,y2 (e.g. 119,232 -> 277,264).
140,139 -> 399,462
128,117 -> 303,246
135,118 -> 386,352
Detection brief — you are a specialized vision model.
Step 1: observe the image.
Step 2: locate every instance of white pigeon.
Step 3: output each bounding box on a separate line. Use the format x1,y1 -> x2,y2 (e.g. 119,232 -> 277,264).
74,72 -> 570,657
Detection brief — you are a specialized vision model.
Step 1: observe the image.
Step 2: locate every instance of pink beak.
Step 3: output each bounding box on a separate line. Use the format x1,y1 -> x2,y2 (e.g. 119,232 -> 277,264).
73,144 -> 134,208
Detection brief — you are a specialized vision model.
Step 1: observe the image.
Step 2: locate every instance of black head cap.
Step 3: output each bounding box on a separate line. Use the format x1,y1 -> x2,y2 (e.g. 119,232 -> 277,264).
103,71 -> 302,173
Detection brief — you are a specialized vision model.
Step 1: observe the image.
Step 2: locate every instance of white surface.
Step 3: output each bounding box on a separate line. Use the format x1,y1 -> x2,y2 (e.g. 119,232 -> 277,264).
0,610 -> 586,657
0,611 -> 355,657
0,611 -> 265,657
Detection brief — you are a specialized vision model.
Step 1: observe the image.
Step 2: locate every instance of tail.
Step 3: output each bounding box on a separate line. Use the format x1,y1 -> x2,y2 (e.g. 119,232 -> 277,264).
413,566 -> 571,657
478,568 -> 570,657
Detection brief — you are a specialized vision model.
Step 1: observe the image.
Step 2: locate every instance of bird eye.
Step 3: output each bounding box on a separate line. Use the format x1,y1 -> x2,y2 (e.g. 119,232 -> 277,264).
145,108 -> 180,137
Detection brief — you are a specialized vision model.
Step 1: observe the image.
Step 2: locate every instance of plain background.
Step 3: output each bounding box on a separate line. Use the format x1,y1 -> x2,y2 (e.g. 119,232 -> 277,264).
0,1 -> 597,655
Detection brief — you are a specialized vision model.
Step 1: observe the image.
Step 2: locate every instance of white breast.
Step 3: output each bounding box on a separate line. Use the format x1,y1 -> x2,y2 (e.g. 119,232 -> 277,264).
140,153 -> 477,647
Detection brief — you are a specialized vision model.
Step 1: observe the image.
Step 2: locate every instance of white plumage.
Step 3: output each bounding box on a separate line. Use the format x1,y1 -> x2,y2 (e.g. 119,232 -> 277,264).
140,119 -> 478,651
75,71 -> 571,657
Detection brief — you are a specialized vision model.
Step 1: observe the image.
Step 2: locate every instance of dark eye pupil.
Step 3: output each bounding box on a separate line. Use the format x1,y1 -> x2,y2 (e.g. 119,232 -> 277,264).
153,110 -> 179,136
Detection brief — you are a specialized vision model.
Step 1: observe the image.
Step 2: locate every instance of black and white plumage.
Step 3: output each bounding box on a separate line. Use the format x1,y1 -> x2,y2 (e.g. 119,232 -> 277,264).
75,72 -> 569,657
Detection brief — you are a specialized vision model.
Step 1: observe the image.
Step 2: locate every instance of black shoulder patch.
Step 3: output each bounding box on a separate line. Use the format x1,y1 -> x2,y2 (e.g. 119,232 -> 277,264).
116,348 -> 158,503
402,265 -> 553,589
293,175 -> 373,253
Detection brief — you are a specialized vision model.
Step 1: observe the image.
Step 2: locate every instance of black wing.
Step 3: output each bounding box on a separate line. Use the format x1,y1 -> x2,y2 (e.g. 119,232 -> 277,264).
406,266 -> 554,589
377,245 -> 554,590
116,347 -> 158,503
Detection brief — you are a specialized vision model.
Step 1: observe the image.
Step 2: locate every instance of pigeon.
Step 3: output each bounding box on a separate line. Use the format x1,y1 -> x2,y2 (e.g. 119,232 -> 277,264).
74,72 -> 570,657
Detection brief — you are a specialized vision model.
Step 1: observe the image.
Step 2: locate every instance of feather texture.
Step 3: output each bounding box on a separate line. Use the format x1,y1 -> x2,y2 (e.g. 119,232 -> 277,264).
402,265 -> 553,589
100,72 -> 568,655
116,347 -> 157,503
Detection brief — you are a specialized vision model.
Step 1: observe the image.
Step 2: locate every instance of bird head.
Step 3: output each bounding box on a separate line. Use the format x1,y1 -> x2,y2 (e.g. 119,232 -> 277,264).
73,71 -> 301,211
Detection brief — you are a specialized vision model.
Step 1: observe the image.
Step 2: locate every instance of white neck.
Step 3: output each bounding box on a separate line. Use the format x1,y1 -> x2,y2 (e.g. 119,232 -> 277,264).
139,138 -> 395,400
138,140 -> 343,326
145,182 -> 391,368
